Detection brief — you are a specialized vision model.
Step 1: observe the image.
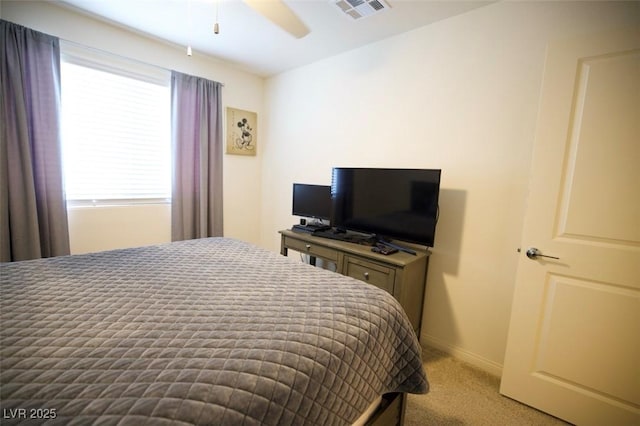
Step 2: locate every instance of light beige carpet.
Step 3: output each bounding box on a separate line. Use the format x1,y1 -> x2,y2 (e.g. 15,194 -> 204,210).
405,346 -> 571,425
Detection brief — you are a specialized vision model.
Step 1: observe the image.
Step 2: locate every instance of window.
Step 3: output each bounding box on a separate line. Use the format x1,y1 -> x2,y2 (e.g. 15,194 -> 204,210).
60,43 -> 171,204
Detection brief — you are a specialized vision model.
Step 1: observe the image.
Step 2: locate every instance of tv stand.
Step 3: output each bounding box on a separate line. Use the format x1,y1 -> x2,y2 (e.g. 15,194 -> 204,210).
279,229 -> 429,336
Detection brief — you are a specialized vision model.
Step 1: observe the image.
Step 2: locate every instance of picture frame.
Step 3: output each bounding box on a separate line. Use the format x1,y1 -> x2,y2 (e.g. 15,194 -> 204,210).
226,107 -> 257,156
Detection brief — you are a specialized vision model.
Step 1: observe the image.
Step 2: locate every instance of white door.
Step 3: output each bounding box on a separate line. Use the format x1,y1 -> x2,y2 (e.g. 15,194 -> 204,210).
500,27 -> 640,425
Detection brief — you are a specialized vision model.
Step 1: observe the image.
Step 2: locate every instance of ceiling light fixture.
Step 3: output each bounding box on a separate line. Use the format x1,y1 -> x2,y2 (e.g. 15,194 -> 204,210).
214,0 -> 220,34
187,0 -> 193,56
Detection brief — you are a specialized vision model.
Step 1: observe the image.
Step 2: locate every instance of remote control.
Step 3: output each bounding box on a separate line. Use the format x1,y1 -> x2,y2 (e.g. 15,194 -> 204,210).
371,244 -> 398,255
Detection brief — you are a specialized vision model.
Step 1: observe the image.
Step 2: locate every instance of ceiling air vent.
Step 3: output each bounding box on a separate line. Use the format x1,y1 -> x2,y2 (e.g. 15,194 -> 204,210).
333,0 -> 391,20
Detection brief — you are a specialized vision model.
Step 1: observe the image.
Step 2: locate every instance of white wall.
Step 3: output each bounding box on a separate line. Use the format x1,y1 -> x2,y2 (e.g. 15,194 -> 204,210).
260,1 -> 639,373
2,0 -> 265,253
67,204 -> 171,253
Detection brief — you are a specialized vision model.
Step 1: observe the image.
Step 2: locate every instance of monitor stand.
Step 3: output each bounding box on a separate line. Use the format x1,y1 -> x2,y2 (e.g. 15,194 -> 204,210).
292,221 -> 331,234
375,237 -> 417,256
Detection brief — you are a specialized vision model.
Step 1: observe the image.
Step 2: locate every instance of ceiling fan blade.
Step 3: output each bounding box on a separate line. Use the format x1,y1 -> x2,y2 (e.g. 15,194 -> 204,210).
243,0 -> 310,39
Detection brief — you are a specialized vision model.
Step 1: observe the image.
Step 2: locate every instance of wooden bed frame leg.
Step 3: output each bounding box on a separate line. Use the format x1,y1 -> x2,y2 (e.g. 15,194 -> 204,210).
398,392 -> 407,426
366,392 -> 407,426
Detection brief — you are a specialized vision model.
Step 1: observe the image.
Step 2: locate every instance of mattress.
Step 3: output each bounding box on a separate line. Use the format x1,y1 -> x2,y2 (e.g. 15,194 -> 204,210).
0,237 -> 428,425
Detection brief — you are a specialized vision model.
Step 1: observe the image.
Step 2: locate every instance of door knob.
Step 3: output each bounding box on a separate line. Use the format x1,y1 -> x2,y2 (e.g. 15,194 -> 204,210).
526,247 -> 559,260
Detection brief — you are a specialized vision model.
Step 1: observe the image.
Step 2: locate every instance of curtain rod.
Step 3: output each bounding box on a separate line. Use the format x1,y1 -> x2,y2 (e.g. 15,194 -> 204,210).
61,39 -> 226,87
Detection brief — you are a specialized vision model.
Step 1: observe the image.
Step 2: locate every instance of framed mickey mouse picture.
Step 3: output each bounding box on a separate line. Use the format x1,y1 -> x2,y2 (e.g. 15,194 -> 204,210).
226,107 -> 257,156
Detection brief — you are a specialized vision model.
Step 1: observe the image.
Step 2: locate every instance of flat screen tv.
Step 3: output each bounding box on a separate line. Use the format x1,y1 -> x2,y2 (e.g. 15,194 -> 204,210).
331,168 -> 441,247
292,183 -> 332,221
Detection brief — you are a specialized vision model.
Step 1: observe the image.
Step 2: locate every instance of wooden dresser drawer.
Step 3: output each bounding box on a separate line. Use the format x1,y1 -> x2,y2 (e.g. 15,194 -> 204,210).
283,236 -> 339,262
344,256 -> 395,294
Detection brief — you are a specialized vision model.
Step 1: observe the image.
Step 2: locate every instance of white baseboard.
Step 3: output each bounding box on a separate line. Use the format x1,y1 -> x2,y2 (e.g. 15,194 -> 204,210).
421,334 -> 504,378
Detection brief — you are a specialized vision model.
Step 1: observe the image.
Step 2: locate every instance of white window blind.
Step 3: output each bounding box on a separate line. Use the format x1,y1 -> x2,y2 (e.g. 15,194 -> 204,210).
60,45 -> 171,203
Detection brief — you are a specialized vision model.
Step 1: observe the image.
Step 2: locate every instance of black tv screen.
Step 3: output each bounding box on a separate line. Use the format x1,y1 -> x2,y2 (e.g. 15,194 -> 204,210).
331,168 -> 441,247
292,183 -> 332,220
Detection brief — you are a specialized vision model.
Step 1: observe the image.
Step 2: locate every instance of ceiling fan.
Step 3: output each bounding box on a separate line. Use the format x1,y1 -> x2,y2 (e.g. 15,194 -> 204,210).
242,0 -> 310,39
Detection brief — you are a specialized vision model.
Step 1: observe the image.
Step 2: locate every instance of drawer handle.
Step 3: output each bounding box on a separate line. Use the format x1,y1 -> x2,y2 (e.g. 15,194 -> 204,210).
305,244 -> 311,251
363,272 -> 370,280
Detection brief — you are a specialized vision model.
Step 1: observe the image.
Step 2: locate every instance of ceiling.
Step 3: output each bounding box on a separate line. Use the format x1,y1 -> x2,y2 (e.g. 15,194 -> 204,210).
58,0 -> 493,77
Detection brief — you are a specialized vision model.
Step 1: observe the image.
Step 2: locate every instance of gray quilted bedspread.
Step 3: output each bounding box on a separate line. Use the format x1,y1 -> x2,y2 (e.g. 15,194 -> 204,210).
1,238 -> 428,425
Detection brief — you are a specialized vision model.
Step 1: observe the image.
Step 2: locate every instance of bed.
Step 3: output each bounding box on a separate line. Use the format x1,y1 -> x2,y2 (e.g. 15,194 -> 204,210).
0,237 -> 428,425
